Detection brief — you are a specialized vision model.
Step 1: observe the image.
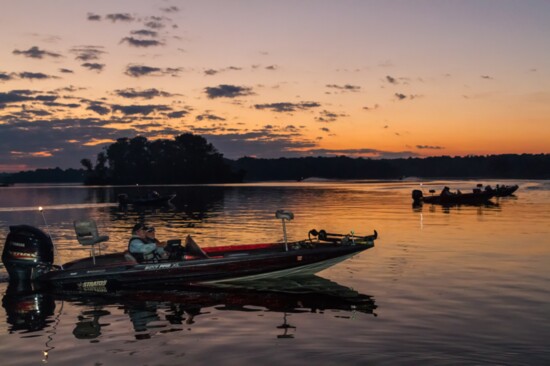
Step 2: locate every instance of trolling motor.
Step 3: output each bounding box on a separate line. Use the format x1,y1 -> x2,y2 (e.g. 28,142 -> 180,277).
308,228 -> 378,245
2,225 -> 55,281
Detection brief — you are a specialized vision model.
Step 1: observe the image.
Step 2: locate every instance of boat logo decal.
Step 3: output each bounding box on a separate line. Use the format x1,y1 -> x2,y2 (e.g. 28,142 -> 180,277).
78,280 -> 108,291
144,263 -> 179,270
7,250 -> 37,260
297,256 -> 303,261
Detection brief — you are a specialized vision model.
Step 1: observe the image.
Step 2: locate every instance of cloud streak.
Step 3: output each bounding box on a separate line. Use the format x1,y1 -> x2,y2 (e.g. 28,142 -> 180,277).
114,88 -> 175,99
106,13 -> 135,22
205,84 -> 254,99
81,63 -> 105,72
121,37 -> 164,47
254,102 -> 321,113
13,46 -> 62,59
70,46 -> 106,61
124,65 -> 183,77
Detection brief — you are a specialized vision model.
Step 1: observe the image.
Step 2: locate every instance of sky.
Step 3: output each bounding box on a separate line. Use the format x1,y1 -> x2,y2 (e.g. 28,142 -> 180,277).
1,0 -> 549,172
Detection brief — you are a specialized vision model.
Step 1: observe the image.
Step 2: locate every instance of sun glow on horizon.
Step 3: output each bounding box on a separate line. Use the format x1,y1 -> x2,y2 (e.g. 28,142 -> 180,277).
0,1 -> 549,172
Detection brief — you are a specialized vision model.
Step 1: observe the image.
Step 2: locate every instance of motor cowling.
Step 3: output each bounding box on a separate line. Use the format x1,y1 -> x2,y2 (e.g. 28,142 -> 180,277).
412,189 -> 423,202
2,225 -> 54,281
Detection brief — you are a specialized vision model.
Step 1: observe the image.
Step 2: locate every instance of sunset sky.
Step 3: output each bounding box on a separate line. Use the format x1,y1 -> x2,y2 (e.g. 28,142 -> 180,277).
1,0 -> 549,172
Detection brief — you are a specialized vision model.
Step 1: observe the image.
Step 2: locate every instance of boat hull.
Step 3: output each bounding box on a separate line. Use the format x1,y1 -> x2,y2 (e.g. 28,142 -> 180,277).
37,243 -> 373,289
412,189 -> 495,205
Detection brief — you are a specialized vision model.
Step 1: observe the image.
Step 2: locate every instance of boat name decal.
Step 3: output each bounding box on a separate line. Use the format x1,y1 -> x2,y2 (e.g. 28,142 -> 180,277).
9,241 -> 26,248
86,269 -> 106,274
144,263 -> 179,270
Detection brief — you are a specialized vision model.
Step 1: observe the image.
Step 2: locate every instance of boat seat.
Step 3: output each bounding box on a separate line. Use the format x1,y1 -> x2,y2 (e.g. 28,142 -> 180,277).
74,220 -> 109,265
185,235 -> 210,259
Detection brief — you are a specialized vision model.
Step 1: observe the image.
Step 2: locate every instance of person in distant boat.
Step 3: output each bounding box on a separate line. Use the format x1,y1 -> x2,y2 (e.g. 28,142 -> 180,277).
441,186 -> 452,196
128,222 -> 167,261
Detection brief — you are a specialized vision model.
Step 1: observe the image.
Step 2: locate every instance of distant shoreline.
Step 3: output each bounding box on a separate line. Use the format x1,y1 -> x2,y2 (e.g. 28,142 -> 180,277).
1,154 -> 549,184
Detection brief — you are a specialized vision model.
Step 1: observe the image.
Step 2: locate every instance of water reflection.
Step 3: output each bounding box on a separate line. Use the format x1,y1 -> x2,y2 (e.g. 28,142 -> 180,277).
412,200 -> 501,214
73,308 -> 110,340
2,281 -> 55,333
109,186 -> 226,231
2,276 -> 377,341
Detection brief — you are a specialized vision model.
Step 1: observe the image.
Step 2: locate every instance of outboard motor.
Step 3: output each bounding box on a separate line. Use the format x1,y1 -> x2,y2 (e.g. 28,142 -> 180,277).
2,225 -> 54,281
412,189 -> 423,203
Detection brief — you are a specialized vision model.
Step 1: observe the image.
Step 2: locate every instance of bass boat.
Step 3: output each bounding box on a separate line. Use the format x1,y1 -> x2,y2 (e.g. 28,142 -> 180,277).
2,210 -> 377,289
412,188 -> 495,205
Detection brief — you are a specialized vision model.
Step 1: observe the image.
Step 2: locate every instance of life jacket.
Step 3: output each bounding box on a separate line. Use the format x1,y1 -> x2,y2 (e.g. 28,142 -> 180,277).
128,236 -> 156,262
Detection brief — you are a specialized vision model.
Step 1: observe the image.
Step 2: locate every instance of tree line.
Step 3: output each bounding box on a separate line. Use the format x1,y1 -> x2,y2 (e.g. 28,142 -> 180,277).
1,134 -> 548,184
231,153 -> 550,181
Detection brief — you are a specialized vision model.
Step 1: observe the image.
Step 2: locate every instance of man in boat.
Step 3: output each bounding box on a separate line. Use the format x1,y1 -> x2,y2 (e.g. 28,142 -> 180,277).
145,225 -> 164,246
145,225 -> 187,260
128,223 -> 168,261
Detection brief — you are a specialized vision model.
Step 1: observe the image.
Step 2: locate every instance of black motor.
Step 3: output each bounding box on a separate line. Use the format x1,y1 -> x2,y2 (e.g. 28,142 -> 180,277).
412,189 -> 424,202
2,225 -> 54,281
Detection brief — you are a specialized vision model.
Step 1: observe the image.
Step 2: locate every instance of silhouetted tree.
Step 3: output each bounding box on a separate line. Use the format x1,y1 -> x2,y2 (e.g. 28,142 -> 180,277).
82,133 -> 243,185
80,158 -> 93,172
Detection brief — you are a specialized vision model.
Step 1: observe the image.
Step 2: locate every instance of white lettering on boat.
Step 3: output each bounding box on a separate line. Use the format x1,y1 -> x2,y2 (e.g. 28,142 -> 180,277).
144,263 -> 179,270
8,251 -> 37,260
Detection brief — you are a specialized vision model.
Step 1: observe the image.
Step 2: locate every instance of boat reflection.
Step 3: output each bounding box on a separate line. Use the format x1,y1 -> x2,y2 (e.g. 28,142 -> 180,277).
2,281 -> 56,333
412,200 -> 500,214
2,276 -> 377,340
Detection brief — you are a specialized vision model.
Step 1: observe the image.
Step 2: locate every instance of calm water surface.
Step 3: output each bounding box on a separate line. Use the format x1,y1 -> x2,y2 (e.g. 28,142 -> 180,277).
0,180 -> 549,365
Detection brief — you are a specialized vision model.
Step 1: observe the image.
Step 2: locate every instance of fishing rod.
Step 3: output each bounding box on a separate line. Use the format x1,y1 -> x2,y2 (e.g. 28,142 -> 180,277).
38,206 -> 63,270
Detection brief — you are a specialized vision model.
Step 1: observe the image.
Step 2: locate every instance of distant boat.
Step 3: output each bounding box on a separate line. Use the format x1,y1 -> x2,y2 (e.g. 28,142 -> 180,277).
412,187 -> 495,205
117,191 -> 176,207
493,184 -> 519,197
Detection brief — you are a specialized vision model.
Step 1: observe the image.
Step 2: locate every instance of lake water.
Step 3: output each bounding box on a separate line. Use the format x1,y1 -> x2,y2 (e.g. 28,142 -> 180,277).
0,180 -> 549,365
